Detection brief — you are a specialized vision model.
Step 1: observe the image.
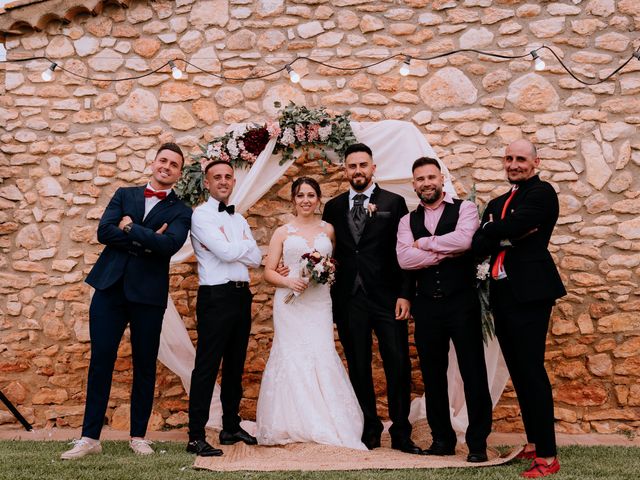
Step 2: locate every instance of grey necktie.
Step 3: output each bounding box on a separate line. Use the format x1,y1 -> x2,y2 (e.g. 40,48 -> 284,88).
350,193 -> 367,238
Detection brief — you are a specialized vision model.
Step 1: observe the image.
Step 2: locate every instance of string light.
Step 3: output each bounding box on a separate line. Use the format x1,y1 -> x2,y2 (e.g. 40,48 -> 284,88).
40,62 -> 57,81
3,45 -> 638,86
530,50 -> 546,72
399,55 -> 412,77
285,64 -> 300,83
169,60 -> 183,80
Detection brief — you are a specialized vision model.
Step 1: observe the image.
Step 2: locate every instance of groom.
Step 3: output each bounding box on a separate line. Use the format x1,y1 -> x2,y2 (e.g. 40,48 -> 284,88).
323,143 -> 419,454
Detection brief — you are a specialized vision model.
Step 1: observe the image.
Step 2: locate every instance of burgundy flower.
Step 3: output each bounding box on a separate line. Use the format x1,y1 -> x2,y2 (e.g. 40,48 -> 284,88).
242,127 -> 270,157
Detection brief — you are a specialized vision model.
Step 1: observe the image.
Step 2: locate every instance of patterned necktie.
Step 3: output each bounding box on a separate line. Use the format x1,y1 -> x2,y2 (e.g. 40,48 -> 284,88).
351,193 -> 367,237
218,201 -> 235,215
491,185 -> 519,280
144,188 -> 167,199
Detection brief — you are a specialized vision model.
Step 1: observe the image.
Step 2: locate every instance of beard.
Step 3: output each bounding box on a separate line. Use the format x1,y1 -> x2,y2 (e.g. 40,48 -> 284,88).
349,174 -> 371,192
417,186 -> 443,205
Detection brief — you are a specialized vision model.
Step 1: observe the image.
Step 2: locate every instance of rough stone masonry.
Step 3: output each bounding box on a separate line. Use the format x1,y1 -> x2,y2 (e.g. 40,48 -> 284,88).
0,0 -> 639,436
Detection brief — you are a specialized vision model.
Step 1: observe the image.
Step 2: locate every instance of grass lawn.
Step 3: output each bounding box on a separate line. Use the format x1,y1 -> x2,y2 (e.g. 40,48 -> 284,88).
0,442 -> 638,480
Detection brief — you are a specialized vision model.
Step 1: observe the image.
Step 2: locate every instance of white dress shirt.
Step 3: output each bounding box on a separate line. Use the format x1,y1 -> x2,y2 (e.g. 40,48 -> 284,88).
143,183 -> 173,220
191,197 -> 262,286
348,183 -> 376,210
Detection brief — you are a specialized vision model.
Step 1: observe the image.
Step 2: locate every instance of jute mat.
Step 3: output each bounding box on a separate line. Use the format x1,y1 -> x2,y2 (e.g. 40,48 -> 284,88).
194,419 -> 521,471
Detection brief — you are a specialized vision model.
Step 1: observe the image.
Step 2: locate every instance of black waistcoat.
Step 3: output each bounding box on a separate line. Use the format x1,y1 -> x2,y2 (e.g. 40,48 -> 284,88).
409,199 -> 475,298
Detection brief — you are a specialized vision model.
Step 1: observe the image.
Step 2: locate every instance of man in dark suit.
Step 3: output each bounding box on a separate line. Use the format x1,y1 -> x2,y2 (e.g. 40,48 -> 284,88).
61,143 -> 192,460
472,139 -> 566,478
322,143 -> 419,454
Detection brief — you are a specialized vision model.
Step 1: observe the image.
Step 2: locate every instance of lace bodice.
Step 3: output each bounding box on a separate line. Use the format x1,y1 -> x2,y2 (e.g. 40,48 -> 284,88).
282,222 -> 332,277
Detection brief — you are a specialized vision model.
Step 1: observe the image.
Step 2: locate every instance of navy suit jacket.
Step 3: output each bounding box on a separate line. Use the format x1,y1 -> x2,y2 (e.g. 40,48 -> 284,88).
472,175 -> 566,304
86,186 -> 192,308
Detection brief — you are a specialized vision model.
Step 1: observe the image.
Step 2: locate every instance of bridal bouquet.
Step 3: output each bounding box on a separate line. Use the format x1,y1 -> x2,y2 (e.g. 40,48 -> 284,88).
476,258 -> 496,344
284,250 -> 337,304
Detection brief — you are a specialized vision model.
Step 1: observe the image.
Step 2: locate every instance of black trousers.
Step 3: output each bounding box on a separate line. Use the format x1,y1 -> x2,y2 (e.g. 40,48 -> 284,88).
491,280 -> 557,457
336,290 -> 412,442
412,288 -> 493,452
188,283 -> 252,441
82,278 -> 165,439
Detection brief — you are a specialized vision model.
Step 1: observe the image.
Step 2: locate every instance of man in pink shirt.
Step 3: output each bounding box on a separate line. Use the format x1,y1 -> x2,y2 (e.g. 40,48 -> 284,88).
397,157 -> 492,463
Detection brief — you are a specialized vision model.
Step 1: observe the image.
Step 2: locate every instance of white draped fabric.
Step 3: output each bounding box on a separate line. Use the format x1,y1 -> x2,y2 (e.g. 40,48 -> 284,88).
158,120 -> 509,437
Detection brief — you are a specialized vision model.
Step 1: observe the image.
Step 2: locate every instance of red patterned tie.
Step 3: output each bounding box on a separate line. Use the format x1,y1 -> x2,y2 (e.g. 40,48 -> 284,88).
144,188 -> 167,199
491,186 -> 518,280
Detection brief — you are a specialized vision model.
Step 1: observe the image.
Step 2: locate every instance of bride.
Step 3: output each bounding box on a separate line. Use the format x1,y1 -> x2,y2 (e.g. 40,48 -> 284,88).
256,177 -> 367,450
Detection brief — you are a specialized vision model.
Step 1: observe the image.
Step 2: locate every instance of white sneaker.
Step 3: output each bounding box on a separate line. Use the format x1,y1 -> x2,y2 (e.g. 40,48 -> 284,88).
60,438 -> 102,460
129,438 -> 154,455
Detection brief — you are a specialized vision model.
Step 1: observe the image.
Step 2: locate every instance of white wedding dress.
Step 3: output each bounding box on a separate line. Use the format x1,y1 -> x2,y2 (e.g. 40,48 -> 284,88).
256,223 -> 367,450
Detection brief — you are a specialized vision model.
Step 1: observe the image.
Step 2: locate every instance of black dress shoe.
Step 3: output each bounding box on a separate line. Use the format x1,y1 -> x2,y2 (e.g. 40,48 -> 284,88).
362,434 -> 381,450
422,441 -> 456,456
391,438 -> 423,455
186,439 -> 223,457
467,451 -> 488,463
219,428 -> 257,446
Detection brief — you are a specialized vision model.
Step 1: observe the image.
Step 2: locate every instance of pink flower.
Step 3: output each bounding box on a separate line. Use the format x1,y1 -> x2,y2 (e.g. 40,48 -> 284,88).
307,123 -> 320,142
295,124 -> 306,142
267,121 -> 281,138
219,151 -> 230,162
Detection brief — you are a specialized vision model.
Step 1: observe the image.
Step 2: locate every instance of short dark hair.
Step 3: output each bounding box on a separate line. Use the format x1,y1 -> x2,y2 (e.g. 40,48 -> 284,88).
291,176 -> 321,200
412,156 -> 441,173
156,142 -> 184,168
344,143 -> 373,160
204,160 -> 233,175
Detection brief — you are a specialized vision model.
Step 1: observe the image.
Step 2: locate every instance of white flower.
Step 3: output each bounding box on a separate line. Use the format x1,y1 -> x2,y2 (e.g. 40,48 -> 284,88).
313,263 -> 324,274
227,138 -> 239,158
318,125 -> 332,141
281,127 -> 295,146
476,260 -> 490,280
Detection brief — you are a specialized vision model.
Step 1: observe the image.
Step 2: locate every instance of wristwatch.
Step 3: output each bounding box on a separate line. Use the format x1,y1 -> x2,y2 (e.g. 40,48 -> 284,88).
122,222 -> 133,234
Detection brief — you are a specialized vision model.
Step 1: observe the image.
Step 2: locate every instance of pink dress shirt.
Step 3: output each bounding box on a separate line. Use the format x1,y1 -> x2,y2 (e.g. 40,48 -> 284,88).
396,193 -> 480,270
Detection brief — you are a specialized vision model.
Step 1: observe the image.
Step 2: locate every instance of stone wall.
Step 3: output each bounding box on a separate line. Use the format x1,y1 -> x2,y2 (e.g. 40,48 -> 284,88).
1,0 -> 639,435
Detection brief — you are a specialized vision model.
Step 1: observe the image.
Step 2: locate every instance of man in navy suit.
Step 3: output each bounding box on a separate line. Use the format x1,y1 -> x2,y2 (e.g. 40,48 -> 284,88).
61,143 -> 192,460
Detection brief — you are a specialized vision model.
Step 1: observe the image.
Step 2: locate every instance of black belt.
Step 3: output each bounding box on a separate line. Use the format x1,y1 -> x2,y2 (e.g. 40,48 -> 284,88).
201,281 -> 249,289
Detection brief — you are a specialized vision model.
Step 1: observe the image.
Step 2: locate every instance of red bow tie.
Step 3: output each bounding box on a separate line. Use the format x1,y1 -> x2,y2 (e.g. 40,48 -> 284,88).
144,188 -> 167,200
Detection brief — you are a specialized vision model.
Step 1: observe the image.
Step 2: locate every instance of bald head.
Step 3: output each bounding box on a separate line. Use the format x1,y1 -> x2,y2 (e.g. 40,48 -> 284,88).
503,139 -> 540,184
508,139 -> 537,158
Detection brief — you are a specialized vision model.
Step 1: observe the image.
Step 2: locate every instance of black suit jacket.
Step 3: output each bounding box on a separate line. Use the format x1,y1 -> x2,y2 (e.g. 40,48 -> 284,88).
323,185 -> 414,309
86,186 -> 192,308
472,175 -> 566,304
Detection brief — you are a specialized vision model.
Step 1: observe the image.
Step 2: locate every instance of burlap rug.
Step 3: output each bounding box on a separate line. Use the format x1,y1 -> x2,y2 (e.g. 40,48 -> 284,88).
194,419 -> 521,471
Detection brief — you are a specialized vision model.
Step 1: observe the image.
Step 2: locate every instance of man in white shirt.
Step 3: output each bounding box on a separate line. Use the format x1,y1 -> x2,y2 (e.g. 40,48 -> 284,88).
186,160 -> 262,457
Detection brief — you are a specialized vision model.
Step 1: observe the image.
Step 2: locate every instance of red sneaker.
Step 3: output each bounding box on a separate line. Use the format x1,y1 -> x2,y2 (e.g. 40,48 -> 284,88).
521,458 -> 560,478
516,448 -> 537,460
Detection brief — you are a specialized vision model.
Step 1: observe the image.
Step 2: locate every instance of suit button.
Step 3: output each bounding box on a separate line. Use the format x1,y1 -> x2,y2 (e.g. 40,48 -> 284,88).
355,250 -> 359,254
436,280 -> 441,284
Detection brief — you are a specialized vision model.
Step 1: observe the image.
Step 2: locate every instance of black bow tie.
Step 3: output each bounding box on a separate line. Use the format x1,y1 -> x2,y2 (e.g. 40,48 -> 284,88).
218,202 -> 235,215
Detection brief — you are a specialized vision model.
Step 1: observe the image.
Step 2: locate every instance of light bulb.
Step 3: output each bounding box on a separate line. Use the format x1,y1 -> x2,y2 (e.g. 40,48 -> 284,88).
286,64 -> 300,83
169,60 -> 183,79
399,56 -> 411,76
530,50 -> 545,72
41,62 -> 57,82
